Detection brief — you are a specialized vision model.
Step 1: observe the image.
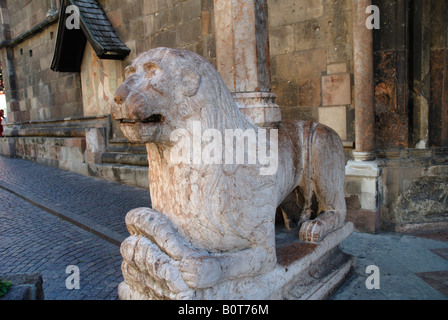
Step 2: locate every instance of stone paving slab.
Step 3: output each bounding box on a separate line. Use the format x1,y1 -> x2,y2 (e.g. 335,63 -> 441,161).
331,232 -> 448,300
416,270 -> 448,297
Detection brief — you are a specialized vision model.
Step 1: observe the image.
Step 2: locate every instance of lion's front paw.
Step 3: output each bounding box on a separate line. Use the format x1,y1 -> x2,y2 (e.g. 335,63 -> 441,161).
180,255 -> 222,289
299,219 -> 325,243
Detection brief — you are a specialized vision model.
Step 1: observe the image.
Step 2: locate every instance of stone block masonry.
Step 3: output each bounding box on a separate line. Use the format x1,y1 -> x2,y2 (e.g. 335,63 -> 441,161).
14,136 -> 86,173
0,21 -> 84,124
268,0 -> 354,146
0,115 -> 110,177
101,0 -> 216,67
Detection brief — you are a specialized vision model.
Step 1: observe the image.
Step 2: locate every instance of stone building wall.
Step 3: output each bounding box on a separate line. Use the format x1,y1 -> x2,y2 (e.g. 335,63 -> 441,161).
372,0 -> 409,150
1,0 -> 218,179
1,0 -> 83,123
10,24 -> 83,122
0,0 -> 94,175
428,0 -> 448,148
378,149 -> 448,233
7,0 -> 49,38
268,0 -> 354,145
2,0 -> 353,141
100,0 -> 215,67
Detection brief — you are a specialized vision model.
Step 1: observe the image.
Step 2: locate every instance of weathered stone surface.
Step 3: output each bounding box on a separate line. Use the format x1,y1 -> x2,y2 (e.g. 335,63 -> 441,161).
298,77 -> 321,107
389,176 -> 448,224
327,63 -> 347,75
322,74 -> 351,107
110,48 -> 350,299
268,0 -> 324,28
346,149 -> 448,234
274,49 -> 327,80
85,128 -> 107,164
318,106 -> 347,140
371,0 -> 411,150
429,48 -> 448,147
0,116 -> 111,176
374,50 -> 409,149
266,0 -> 354,148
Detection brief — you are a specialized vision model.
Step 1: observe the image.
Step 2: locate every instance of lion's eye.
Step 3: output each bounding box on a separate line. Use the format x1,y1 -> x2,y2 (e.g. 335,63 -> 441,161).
143,62 -> 160,78
125,66 -> 136,78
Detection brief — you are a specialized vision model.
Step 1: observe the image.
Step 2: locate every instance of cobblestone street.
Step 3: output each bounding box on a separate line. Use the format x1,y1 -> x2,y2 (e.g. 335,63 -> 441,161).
0,156 -> 150,300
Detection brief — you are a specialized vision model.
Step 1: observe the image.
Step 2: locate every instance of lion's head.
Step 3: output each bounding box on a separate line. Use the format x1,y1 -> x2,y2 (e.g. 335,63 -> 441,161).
111,47 -> 248,145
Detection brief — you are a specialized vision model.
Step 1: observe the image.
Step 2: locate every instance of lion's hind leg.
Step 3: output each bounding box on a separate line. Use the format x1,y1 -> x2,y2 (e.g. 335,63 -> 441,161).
298,124 -> 347,243
299,210 -> 346,242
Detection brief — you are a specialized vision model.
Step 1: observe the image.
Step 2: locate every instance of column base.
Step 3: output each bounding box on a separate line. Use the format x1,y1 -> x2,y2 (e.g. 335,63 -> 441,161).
352,151 -> 376,162
345,159 -> 381,234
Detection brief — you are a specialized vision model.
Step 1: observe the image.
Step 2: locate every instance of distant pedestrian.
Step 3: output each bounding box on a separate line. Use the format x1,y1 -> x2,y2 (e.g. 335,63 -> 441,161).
0,109 -> 4,137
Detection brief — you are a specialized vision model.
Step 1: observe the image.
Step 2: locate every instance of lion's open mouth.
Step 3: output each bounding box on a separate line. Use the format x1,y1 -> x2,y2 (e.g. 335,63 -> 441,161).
119,114 -> 165,125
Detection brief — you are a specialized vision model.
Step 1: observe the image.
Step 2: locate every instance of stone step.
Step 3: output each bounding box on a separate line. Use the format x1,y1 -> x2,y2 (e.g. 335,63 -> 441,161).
107,139 -> 147,154
101,152 -> 148,167
87,162 -> 149,190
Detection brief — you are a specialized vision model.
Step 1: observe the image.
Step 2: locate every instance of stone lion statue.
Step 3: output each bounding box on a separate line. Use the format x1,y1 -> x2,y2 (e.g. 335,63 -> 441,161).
110,47 -> 347,299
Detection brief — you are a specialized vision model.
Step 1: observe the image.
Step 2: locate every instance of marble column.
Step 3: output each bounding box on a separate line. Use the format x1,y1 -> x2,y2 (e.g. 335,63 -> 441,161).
214,0 -> 281,128
353,0 -> 375,161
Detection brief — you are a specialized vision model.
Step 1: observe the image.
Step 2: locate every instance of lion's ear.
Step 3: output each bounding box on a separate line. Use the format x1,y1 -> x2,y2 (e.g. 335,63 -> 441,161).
180,68 -> 201,97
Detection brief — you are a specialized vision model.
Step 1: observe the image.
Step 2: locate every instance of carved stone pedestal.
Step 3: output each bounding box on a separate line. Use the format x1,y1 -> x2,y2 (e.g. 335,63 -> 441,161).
271,222 -> 355,300
199,222 -> 354,300
118,222 -> 354,300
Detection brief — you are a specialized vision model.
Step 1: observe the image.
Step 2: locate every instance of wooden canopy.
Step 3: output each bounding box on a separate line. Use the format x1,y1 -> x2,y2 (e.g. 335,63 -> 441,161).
51,0 -> 130,72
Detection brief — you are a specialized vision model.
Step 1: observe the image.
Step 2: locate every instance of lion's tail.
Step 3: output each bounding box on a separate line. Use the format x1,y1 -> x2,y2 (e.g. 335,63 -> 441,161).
301,121 -> 319,221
